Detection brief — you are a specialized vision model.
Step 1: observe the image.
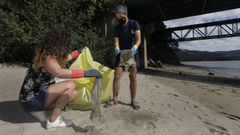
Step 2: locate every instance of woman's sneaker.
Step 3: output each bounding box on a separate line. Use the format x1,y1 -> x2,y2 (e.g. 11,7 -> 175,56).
46,116 -> 73,129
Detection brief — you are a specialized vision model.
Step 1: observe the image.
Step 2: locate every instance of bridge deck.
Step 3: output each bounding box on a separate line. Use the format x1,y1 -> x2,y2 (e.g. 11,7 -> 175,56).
125,0 -> 240,24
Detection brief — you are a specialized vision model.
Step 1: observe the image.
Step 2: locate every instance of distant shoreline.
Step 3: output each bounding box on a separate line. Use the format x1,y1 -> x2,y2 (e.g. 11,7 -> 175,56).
180,60 -> 240,62
176,49 -> 240,61
181,61 -> 240,79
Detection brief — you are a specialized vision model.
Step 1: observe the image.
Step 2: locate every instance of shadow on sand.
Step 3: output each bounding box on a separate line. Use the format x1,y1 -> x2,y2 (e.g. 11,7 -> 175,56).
0,100 -> 38,123
139,69 -> 240,88
0,100 -> 94,133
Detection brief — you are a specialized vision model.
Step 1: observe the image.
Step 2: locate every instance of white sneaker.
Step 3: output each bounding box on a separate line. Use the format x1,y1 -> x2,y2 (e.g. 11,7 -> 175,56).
46,116 -> 73,129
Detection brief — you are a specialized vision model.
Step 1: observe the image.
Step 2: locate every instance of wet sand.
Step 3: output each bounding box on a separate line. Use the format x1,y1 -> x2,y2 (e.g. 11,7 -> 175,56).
0,64 -> 240,135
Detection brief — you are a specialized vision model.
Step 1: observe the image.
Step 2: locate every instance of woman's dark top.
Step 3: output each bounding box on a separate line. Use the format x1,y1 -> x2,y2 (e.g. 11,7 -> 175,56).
19,64 -> 55,103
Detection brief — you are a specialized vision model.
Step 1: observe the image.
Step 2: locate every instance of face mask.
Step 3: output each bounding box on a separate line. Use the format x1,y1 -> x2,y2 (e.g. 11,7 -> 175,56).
118,16 -> 127,25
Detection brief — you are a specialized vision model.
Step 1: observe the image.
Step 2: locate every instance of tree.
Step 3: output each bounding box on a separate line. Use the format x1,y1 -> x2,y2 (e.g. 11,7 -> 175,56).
0,0 -> 113,65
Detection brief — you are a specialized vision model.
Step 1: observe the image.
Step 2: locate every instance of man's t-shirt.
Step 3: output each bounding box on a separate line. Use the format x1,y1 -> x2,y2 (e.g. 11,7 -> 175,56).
114,19 -> 140,50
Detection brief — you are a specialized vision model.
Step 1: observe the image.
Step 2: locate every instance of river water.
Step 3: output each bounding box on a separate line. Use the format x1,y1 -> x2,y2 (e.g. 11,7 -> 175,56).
181,61 -> 240,78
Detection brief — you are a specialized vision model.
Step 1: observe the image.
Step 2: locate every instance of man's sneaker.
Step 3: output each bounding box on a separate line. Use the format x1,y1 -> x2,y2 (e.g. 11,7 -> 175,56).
46,116 -> 73,129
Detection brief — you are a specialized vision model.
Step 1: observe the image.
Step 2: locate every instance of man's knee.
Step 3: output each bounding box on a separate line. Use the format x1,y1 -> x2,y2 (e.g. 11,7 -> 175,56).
114,69 -> 122,80
129,72 -> 137,81
114,74 -> 122,80
129,75 -> 137,82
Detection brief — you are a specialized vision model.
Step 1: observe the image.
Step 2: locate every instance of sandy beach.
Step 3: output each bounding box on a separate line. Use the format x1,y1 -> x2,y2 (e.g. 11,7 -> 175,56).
0,64 -> 240,135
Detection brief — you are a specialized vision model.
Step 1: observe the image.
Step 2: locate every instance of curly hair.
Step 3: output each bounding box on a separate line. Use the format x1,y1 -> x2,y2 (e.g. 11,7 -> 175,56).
33,28 -> 72,68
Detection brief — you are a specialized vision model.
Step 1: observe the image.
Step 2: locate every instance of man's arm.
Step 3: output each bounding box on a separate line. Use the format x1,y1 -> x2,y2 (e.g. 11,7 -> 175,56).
131,29 -> 141,55
114,37 -> 121,56
134,30 -> 141,48
114,37 -> 120,48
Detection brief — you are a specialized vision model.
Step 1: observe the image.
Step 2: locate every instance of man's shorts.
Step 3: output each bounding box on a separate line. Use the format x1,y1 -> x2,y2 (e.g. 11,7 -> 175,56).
114,50 -> 138,70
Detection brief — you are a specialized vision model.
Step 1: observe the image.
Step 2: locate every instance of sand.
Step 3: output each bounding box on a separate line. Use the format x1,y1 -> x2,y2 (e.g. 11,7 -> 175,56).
0,64 -> 240,135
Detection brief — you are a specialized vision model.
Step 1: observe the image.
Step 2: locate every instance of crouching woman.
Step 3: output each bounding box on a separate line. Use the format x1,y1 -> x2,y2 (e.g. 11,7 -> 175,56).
19,29 -> 101,129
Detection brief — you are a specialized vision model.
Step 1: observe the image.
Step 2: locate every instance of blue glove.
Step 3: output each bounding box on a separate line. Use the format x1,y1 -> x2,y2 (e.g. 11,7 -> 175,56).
114,47 -> 121,56
84,69 -> 102,78
131,45 -> 138,55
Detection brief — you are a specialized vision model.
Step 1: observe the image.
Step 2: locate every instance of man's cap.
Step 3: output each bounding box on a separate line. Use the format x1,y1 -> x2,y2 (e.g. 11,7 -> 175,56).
112,5 -> 128,14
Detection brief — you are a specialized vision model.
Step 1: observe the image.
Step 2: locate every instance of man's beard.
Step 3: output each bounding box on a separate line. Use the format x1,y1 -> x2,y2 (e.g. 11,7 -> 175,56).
118,16 -> 127,25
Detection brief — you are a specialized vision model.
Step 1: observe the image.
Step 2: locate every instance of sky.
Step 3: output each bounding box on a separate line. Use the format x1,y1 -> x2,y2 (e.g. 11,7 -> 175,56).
164,8 -> 240,52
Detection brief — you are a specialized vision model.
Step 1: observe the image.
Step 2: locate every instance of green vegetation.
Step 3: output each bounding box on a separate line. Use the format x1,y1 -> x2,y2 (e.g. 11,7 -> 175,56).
0,0 -> 113,65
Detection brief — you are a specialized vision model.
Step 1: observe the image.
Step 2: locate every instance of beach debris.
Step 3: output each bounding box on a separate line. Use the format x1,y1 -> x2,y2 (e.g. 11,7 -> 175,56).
90,78 -> 102,120
103,101 -> 112,108
203,121 -> 230,135
220,112 -> 240,121
208,72 -> 215,77
148,59 -> 162,70
72,124 -> 94,133
119,50 -> 136,71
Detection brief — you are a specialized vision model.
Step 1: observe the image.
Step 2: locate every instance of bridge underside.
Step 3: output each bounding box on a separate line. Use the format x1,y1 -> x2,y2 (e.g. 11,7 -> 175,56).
126,0 -> 240,24
119,0 -> 240,65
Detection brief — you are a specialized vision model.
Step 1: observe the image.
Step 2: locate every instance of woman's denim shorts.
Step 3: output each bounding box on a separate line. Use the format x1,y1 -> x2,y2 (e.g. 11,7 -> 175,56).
21,85 -> 48,112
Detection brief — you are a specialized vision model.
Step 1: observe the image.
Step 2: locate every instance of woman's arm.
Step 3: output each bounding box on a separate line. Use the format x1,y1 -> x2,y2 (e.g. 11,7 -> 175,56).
44,56 -> 84,79
44,56 -> 102,79
67,54 -> 74,62
67,49 -> 82,62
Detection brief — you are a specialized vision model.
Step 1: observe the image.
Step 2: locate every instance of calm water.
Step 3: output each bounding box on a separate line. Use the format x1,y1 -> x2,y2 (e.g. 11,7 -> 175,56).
181,61 -> 240,78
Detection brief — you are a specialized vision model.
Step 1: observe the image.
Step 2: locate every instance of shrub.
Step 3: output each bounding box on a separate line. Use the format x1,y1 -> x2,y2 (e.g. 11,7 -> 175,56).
0,0 -> 113,66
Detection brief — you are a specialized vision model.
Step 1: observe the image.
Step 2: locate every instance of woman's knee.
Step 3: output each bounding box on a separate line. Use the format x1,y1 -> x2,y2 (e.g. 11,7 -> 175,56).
56,81 -> 75,99
70,90 -> 77,101
63,90 -> 77,101
65,81 -> 76,90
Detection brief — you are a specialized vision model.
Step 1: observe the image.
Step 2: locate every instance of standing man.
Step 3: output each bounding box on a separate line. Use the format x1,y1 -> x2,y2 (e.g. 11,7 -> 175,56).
112,4 -> 141,110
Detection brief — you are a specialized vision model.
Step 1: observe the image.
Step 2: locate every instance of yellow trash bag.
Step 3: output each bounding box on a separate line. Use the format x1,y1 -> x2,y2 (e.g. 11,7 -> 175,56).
65,47 -> 114,111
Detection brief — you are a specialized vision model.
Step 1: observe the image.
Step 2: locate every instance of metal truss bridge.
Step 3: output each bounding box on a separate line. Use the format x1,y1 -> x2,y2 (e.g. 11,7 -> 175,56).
167,18 -> 240,42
